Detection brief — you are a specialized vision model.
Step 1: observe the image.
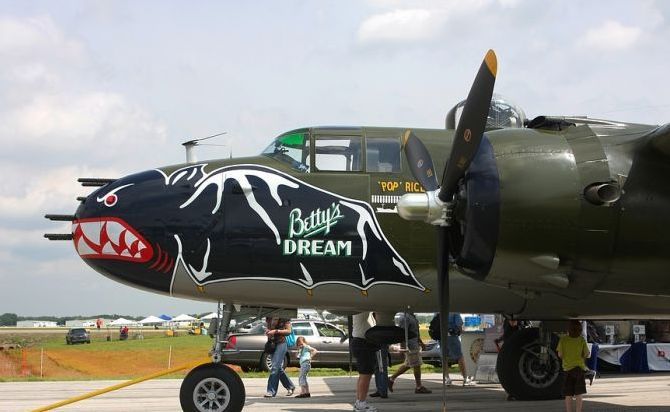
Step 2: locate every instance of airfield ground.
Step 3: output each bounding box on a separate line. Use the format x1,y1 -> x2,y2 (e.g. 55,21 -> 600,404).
3,372 -> 670,411
2,328 -> 670,410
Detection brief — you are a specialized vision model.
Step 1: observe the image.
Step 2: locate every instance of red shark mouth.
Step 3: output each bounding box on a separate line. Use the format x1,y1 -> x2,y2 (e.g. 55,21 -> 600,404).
72,217 -> 153,263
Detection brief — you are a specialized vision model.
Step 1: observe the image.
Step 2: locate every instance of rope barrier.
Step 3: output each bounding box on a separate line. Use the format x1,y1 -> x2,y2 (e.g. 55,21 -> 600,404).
32,358 -> 210,412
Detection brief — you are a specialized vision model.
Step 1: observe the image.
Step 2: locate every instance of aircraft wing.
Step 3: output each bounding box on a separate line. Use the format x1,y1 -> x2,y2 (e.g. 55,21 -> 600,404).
648,123 -> 670,157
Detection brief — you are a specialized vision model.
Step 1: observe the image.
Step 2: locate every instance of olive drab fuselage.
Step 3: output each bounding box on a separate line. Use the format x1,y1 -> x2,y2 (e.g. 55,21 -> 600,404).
72,121 -> 670,319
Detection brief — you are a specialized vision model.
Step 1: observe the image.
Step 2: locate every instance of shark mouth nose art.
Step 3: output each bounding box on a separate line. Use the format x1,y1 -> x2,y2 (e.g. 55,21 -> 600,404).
72,217 -> 153,262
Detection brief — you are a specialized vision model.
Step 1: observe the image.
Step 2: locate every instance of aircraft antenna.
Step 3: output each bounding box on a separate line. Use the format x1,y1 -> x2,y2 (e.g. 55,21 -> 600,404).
182,131 -> 227,164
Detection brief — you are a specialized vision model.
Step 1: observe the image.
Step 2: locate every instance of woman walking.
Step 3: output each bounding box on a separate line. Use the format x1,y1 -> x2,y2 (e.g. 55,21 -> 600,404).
264,317 -> 296,398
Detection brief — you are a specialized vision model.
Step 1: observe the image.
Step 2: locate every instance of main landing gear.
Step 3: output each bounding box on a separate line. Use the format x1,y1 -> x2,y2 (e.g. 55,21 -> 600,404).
180,302 -> 246,412
496,326 -> 564,400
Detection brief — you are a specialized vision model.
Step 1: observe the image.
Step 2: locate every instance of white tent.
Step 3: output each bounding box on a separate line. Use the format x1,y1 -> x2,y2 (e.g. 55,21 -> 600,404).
201,312 -> 218,320
139,315 -> 164,324
109,317 -> 134,326
172,314 -> 196,322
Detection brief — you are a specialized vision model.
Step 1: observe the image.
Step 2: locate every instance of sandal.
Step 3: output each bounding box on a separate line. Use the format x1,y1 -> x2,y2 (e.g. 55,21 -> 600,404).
415,386 -> 432,394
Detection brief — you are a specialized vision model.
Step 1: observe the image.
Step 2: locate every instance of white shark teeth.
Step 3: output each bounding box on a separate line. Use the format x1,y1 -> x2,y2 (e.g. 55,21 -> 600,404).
102,242 -> 116,255
105,221 -> 124,246
76,237 -> 97,256
73,218 -> 150,261
80,222 -> 101,246
124,231 -> 138,246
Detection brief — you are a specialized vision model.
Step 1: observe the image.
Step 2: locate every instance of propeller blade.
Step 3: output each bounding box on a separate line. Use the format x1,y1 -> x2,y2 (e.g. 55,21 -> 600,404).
437,226 -> 450,412
439,49 -> 497,202
402,130 -> 439,191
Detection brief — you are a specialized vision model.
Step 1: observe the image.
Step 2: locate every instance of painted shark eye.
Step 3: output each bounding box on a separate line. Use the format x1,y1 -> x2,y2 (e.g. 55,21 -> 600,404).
96,183 -> 134,208
104,194 -> 118,207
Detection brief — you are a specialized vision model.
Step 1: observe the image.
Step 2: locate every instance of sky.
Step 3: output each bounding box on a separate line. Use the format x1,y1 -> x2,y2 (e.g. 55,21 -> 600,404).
1,0 -> 670,316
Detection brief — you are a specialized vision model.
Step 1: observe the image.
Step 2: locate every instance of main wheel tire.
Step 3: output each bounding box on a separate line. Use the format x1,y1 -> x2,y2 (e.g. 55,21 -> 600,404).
496,327 -> 563,400
180,363 -> 245,412
260,352 -> 288,372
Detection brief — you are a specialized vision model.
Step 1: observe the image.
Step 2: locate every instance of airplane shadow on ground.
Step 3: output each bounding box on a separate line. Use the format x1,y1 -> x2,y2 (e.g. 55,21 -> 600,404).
246,373 -> 670,412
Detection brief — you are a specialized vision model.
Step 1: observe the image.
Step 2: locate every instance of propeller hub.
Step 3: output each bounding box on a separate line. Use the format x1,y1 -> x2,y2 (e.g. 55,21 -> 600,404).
397,190 -> 452,226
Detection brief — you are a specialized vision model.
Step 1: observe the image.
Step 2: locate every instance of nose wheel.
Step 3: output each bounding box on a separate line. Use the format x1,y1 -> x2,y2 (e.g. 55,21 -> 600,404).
180,363 -> 245,412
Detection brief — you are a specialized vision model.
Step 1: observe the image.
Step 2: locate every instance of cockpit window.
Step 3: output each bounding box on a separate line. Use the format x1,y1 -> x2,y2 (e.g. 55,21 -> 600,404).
314,136 -> 362,172
366,137 -> 401,173
261,131 -> 310,172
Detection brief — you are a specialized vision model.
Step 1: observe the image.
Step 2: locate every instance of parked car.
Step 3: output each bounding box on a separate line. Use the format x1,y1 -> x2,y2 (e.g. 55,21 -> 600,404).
65,328 -> 91,345
223,319 -> 403,372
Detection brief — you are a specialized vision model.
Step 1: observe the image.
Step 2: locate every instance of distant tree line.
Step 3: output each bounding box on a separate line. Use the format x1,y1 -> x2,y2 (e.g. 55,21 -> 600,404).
0,313 -> 18,326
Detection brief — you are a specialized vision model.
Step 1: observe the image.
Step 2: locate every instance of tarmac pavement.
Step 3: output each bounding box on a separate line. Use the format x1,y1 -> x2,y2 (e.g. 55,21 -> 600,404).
2,372 -> 670,411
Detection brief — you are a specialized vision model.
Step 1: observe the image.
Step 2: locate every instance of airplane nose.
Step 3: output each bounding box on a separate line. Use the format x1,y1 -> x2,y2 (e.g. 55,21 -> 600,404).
69,170 -> 175,294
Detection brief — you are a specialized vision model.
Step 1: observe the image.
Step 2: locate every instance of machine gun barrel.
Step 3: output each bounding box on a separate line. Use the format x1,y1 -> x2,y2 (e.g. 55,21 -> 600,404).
77,177 -> 116,187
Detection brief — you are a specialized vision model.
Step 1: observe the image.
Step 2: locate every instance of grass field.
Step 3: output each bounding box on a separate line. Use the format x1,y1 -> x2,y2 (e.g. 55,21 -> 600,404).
0,327 -> 447,382
1,332 -> 212,381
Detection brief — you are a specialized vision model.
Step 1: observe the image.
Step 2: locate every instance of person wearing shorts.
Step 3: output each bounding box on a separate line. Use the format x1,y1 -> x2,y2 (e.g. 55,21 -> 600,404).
446,312 -> 474,386
557,320 -> 590,412
351,312 -> 379,412
388,311 -> 432,394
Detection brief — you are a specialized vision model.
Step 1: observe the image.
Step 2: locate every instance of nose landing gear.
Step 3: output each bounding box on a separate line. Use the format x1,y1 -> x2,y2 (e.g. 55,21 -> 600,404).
180,302 -> 245,412
180,363 -> 244,412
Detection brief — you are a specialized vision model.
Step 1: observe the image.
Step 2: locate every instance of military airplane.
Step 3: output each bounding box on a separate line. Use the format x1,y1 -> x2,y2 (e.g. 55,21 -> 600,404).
45,50 -> 670,411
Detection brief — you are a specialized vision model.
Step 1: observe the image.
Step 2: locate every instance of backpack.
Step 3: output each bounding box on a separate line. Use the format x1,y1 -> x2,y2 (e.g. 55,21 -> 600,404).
429,314 -> 441,341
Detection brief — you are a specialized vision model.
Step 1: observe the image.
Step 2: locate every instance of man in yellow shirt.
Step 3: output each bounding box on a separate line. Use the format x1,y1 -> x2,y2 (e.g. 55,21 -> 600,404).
557,320 -> 590,412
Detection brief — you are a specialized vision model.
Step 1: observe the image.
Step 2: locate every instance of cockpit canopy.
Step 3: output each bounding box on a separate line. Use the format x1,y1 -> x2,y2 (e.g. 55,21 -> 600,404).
261,130 -> 311,172
261,128 -> 402,174
446,93 -> 526,130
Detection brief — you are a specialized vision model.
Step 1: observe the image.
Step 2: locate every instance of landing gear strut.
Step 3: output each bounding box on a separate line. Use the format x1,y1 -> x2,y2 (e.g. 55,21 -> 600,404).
180,302 -> 245,412
496,327 -> 563,400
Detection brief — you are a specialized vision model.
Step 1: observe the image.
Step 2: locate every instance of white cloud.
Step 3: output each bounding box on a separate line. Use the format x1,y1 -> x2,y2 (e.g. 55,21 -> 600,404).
357,1 -> 495,44
497,0 -> 522,8
3,92 -> 166,152
580,20 -> 643,51
358,9 -> 443,43
0,14 -> 167,172
0,15 -> 83,60
0,227 -> 62,250
0,165 -> 119,222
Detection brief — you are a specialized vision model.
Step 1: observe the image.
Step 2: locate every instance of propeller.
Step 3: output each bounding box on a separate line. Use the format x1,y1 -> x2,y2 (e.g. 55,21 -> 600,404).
439,50 -> 497,202
402,130 -> 439,191
400,49 -> 497,411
